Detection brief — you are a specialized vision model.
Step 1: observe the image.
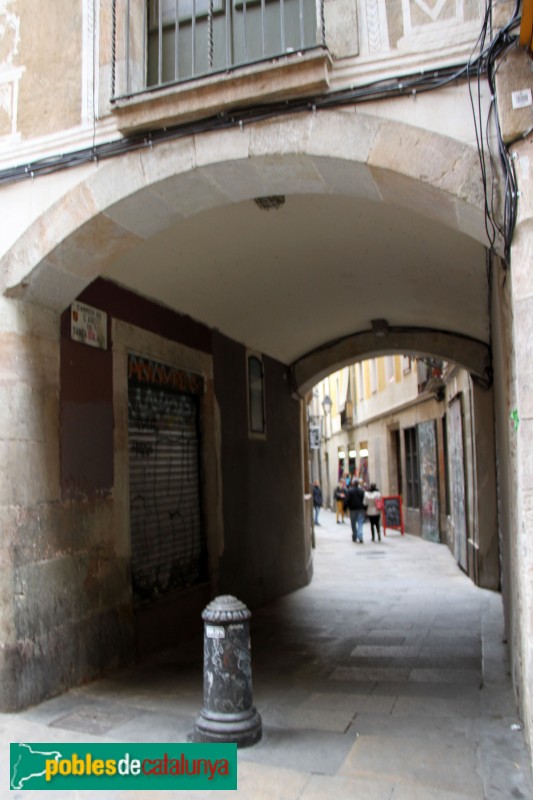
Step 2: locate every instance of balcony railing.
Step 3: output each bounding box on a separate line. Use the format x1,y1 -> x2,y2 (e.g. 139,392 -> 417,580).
417,358 -> 444,395
340,400 -> 353,429
118,0 -> 326,98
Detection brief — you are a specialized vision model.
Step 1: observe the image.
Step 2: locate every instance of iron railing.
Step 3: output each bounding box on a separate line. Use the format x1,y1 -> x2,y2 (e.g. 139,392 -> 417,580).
115,0 -> 326,99
340,400 -> 353,429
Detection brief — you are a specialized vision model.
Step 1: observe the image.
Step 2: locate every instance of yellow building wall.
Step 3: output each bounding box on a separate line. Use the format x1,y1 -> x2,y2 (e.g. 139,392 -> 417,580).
377,358 -> 386,392
395,355 -> 402,383
363,362 -> 371,400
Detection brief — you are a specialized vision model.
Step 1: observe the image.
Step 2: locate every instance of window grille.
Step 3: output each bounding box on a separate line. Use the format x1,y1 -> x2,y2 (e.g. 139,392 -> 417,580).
120,0 -> 325,93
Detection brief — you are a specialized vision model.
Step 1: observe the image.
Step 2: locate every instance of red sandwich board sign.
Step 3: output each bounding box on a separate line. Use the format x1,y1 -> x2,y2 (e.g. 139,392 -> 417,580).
381,495 -> 404,536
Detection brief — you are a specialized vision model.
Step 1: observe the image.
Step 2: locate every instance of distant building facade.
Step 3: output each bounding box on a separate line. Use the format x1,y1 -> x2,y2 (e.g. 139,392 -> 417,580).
312,355 -> 498,589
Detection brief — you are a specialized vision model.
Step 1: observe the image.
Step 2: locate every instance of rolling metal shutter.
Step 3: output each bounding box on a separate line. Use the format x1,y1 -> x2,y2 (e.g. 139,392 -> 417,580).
128,354 -> 206,604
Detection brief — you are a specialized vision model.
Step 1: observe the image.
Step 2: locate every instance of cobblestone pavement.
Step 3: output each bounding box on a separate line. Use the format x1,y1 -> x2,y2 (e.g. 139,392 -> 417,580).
2,508 -> 532,799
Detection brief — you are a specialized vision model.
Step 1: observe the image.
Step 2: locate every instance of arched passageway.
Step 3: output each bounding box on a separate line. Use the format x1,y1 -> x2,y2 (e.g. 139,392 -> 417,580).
2,110 -> 493,368
0,110 -> 512,723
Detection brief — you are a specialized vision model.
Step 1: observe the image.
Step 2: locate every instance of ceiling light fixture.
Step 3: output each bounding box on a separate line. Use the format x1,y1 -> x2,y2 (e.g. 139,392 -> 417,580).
371,318 -> 389,337
254,195 -> 286,211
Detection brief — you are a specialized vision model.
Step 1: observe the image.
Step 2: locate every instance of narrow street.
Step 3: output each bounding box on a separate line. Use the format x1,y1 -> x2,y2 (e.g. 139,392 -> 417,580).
3,508 -> 532,799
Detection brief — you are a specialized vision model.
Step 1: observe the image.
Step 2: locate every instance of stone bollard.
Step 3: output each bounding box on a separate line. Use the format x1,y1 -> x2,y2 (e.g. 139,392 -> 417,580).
193,595 -> 262,747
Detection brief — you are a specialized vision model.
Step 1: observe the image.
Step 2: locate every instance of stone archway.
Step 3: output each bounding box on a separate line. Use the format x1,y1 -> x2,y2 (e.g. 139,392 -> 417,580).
0,105 -> 510,716
1,109 -> 493,323
291,326 -> 493,396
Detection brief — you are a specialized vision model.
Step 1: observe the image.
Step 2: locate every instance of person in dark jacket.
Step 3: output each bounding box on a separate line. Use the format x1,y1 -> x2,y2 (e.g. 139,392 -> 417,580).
334,479 -> 346,524
343,477 -> 367,542
312,481 -> 323,525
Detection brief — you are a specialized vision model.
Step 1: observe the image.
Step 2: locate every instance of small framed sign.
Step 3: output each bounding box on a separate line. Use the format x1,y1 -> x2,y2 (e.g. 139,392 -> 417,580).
309,425 -> 320,450
381,495 -> 405,536
71,301 -> 107,350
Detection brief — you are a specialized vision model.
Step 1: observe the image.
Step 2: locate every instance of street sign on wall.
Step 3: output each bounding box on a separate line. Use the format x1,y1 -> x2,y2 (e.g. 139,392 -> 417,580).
309,425 -> 320,450
70,301 -> 107,350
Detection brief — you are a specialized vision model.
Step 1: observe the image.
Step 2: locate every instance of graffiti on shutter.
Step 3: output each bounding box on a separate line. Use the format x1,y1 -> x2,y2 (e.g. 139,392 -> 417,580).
128,354 -> 206,604
448,396 -> 468,572
417,419 -> 440,543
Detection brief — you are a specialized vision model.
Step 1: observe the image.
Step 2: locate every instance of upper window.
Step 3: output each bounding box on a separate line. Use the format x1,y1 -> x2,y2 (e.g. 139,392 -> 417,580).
147,0 -> 321,87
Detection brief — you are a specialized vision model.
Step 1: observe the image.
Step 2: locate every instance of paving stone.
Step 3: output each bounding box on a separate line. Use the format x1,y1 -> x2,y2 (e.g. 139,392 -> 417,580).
352,711 -> 477,739
408,668 -> 481,685
338,733 -> 483,795
351,644 -> 421,657
207,760 -> 309,800
330,666 -> 410,682
261,704 -> 354,733
355,635 -> 406,645
107,710 -> 195,741
391,786 -> 483,799
391,694 -> 480,718
49,704 -> 144,735
300,773 -> 394,799
238,726 -> 359,775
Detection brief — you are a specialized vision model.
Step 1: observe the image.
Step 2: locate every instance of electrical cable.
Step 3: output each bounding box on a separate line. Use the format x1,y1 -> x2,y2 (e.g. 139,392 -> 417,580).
0,0 -> 524,267
482,1 -> 521,264
0,57 -> 490,187
467,2 -> 496,249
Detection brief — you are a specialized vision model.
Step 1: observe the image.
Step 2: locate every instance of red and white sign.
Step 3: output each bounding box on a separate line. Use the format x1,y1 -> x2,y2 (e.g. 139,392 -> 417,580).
71,301 -> 107,350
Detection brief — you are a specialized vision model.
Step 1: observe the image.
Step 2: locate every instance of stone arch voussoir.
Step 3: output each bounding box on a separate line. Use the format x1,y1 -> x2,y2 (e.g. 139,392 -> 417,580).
291,327 -> 493,395
1,110 -> 493,311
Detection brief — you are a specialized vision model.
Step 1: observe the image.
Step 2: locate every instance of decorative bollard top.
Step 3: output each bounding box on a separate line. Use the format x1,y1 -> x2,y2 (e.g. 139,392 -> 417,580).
201,595 -> 251,623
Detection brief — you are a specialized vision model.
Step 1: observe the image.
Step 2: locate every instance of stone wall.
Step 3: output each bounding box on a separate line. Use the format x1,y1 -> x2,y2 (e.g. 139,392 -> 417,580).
507,131 -> 533,751
15,0 -> 83,139
0,279 -> 310,710
0,295 -> 132,711
213,333 -> 309,609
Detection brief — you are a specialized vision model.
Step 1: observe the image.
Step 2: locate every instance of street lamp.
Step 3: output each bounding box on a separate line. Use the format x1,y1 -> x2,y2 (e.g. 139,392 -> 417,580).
307,392 -> 322,486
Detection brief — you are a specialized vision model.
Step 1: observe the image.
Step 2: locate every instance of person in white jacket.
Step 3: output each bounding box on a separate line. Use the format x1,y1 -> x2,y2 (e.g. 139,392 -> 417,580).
364,483 -> 383,542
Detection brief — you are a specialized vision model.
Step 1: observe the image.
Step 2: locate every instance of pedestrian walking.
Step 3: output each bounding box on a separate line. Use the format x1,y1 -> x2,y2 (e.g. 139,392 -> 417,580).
364,482 -> 383,542
334,479 -> 346,524
312,480 -> 323,526
343,477 -> 367,542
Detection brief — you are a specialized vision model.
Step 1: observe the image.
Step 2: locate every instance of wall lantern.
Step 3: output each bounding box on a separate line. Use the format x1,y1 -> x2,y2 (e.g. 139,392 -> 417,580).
371,318 -> 389,337
338,451 -> 346,459
359,448 -> 369,457
348,449 -> 357,458
322,395 -> 332,415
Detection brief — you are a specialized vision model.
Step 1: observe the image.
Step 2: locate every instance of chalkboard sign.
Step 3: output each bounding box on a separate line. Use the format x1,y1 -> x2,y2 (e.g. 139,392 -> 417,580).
382,495 -> 404,535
